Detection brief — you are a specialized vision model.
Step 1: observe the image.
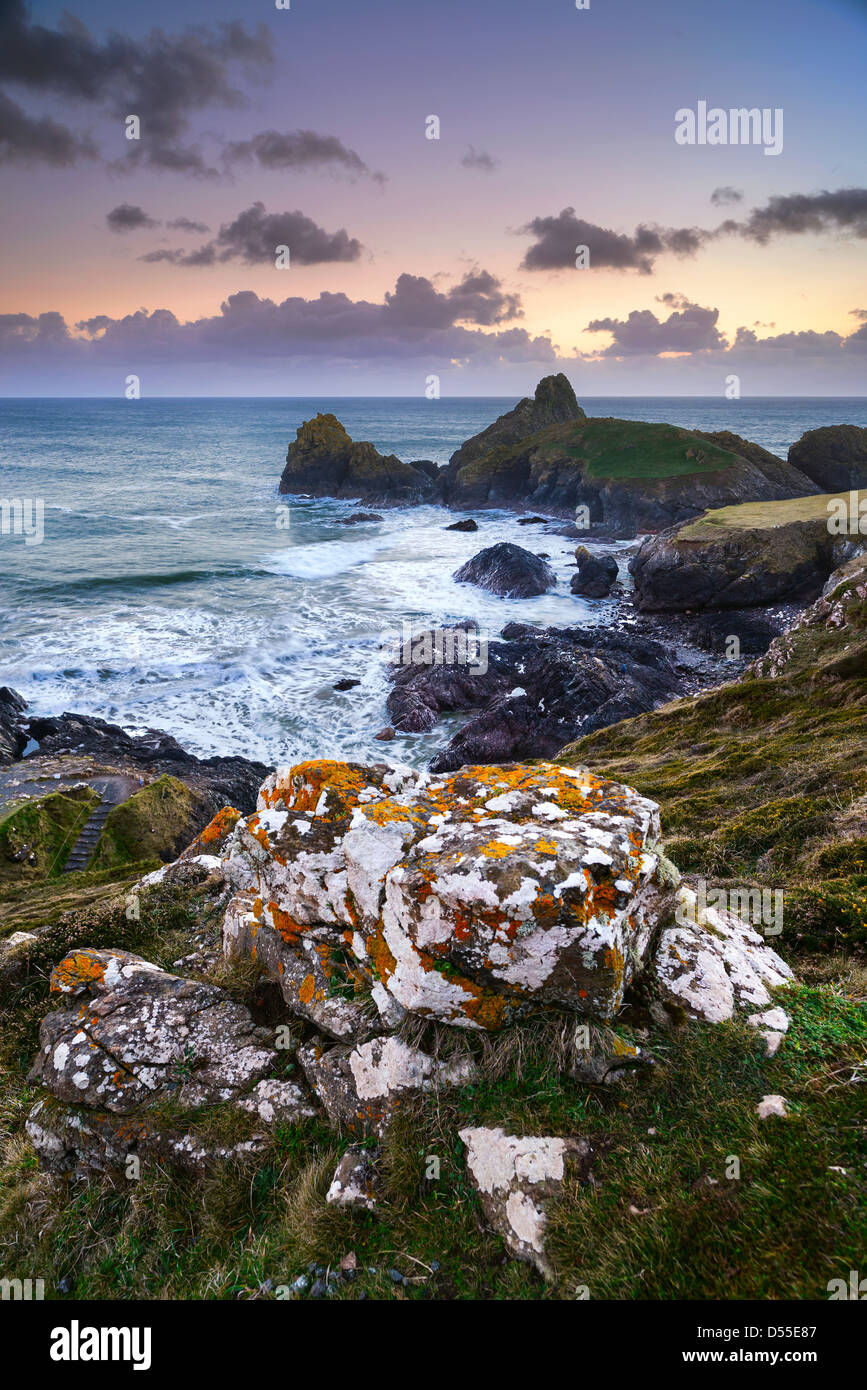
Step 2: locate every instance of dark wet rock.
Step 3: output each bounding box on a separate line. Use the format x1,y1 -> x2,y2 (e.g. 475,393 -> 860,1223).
385,622 -> 683,770
571,550 -> 619,599
517,515 -> 549,525
445,518 -> 478,532
446,374 -> 584,475
410,459 -> 440,480
788,425 -> 867,493
453,542 -> 556,599
336,512 -> 383,525
374,726 -> 395,741
280,414 -> 436,506
333,678 -> 361,691
0,686 -> 27,763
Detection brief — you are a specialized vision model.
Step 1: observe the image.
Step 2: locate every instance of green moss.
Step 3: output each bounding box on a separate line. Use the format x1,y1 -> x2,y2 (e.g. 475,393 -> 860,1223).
0,786 -> 99,884
90,775 -> 203,871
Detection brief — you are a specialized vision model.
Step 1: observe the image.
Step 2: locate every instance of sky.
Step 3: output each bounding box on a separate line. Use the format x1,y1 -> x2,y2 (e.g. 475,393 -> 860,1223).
0,0 -> 865,395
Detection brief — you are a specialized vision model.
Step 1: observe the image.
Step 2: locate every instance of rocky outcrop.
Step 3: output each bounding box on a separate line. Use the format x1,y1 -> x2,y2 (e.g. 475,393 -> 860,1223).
459,1127 -> 599,1278
788,424 -> 867,493
630,494 -> 867,612
0,686 -> 27,763
327,1146 -> 381,1209
440,412 -> 816,534
446,374 -> 585,474
386,623 -> 683,771
453,542 -> 556,598
570,548 -> 619,599
279,414 -> 436,505
22,708 -> 268,814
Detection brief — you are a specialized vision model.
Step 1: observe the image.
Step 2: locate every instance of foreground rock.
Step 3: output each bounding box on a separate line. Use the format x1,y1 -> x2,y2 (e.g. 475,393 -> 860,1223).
459,1127 -> 599,1278
386,623 -> 683,770
279,414 -> 436,506
195,759 -> 678,1028
0,686 -> 27,763
453,542 -> 556,598
630,493 -> 867,612
327,1146 -> 381,1209
24,947 -> 307,1173
299,1035 -> 475,1136
788,425 -> 867,493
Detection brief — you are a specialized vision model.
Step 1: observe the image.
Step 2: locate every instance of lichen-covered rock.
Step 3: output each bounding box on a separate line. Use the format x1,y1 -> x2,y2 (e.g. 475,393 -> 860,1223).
650,887 -> 793,1026
208,758 -> 671,1029
25,1094 -> 273,1175
29,948 -> 278,1112
326,1145 -> 381,1210
298,1035 -> 475,1136
459,1126 -> 597,1278
237,1079 -> 320,1125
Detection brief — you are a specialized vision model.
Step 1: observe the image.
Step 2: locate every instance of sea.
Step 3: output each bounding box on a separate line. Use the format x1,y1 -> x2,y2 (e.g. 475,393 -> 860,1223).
1,396 -> 865,770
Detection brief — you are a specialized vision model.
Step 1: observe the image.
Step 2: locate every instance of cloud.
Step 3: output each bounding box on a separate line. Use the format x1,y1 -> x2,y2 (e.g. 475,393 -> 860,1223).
166,216 -> 211,234
223,128 -> 385,182
0,89 -> 96,166
586,299 -> 727,356
139,202 -> 364,267
1,271 -> 545,370
710,185 -> 743,206
0,1 -> 273,171
736,187 -> 867,243
461,146 -> 499,172
106,203 -> 158,233
518,207 -> 711,274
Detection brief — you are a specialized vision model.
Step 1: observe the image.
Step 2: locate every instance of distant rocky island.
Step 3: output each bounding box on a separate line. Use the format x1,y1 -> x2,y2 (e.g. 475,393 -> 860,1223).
279,373 -> 867,537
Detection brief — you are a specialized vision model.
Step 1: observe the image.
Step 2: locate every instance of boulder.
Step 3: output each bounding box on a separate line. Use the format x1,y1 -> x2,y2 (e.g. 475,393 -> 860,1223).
459,1126 -> 598,1278
336,512 -> 383,525
571,551 -> 619,599
200,758 -> 676,1029
453,542 -> 556,598
298,1035 -> 475,1135
29,948 -> 277,1112
650,886 -> 793,1026
788,425 -> 867,493
445,518 -> 478,532
630,494 -> 867,612
279,414 -> 436,506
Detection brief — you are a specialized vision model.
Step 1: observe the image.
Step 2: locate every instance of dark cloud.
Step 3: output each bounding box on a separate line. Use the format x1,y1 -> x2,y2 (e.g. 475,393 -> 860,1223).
0,273 -> 546,368
0,1 -> 273,170
731,325 -> 846,356
0,89 -> 96,165
586,300 -> 727,356
461,146 -> 499,172
710,185 -> 743,206
140,202 -> 364,267
106,202 -> 157,233
737,188 -> 867,243
518,207 -> 711,274
224,128 -> 385,182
